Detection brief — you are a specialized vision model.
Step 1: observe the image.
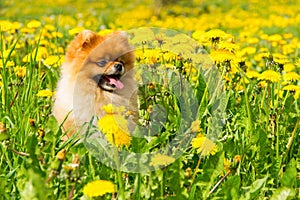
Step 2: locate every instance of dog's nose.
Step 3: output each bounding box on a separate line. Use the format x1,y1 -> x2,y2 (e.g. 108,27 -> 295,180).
114,63 -> 123,71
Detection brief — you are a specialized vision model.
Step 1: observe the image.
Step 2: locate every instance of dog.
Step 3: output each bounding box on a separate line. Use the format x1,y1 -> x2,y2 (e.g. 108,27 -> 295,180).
52,30 -> 137,140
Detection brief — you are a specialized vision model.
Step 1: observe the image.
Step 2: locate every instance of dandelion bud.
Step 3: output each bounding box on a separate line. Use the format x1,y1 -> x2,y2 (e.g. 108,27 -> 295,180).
29,118 -> 35,127
190,120 -> 201,133
0,122 -> 10,141
184,167 -> 192,178
147,105 -> 153,113
56,149 -> 66,161
148,83 -> 155,90
38,128 -> 45,138
233,155 -> 242,164
51,149 -> 67,171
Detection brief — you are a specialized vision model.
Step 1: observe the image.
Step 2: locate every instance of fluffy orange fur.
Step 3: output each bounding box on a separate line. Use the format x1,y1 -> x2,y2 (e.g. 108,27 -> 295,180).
53,30 -> 137,140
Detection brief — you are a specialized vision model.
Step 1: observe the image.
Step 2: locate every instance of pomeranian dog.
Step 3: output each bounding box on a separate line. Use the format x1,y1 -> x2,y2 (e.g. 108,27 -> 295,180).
53,30 -> 137,139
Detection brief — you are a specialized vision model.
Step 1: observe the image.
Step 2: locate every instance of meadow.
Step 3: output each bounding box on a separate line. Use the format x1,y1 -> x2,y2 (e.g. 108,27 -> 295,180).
0,0 -> 300,199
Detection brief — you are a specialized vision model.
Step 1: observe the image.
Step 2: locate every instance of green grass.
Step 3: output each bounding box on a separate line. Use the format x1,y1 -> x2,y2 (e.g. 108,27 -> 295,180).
1,0 -> 300,199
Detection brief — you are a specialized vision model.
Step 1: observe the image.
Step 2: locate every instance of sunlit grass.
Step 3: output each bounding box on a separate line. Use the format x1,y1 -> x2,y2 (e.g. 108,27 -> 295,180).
1,0 -> 300,199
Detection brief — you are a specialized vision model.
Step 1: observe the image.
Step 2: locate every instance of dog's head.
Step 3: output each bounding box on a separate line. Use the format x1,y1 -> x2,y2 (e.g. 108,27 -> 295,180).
65,30 -> 135,91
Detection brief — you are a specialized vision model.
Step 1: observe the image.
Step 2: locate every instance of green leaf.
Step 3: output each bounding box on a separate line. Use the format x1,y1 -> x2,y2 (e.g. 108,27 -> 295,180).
189,184 -> 198,200
167,158 -> 188,199
222,175 -> 240,200
241,176 -> 268,200
19,169 -> 50,200
201,151 -> 225,198
270,187 -> 295,200
0,131 -> 10,141
46,115 -> 60,134
281,158 -> 297,187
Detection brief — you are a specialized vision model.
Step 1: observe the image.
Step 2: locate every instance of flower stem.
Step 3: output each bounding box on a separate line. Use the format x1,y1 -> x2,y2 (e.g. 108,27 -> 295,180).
260,83 -> 268,109
160,170 -> 165,198
88,153 -> 96,179
190,154 -> 202,188
242,77 -> 253,136
114,147 -> 125,200
285,116 -> 300,158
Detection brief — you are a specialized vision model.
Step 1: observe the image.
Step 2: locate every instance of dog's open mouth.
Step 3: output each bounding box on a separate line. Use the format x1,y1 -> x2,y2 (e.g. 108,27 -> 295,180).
99,74 -> 124,91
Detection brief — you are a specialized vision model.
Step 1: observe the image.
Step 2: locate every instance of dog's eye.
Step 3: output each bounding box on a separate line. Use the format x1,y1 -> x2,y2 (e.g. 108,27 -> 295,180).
96,60 -> 107,67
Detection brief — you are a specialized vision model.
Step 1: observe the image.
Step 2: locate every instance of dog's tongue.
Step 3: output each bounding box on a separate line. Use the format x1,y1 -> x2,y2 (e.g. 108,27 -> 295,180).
107,76 -> 124,89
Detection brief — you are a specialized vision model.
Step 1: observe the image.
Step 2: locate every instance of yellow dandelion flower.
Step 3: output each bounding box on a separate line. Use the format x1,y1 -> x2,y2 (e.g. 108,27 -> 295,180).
224,158 -> 231,173
98,29 -> 114,37
192,30 -> 205,41
83,180 -> 115,198
258,47 -> 269,53
150,153 -> 175,167
104,127 -> 132,147
190,120 -> 201,133
69,27 -> 85,36
23,47 -> 49,62
98,104 -> 131,147
27,20 -> 42,29
43,55 -> 62,68
39,39 -> 50,46
273,53 -> 289,64
0,20 -> 13,31
143,49 -> 161,65
161,51 -> 176,62
240,46 -> 256,56
218,42 -> 239,53
267,34 -> 282,43
36,89 -> 54,97
246,37 -> 259,44
204,29 -> 228,43
283,72 -> 300,82
14,66 -> 26,78
284,63 -> 295,72
210,49 -> 235,63
191,134 -> 218,156
246,70 -> 260,79
51,31 -> 63,38
282,85 -> 300,92
102,104 -> 125,115
0,49 -> 16,59
57,47 -> 65,54
282,44 -> 295,55
283,33 -> 293,39
258,81 -> 267,88
98,114 -> 128,134
258,70 -> 281,83
44,24 -> 55,31
254,52 -> 270,62
34,47 -> 48,61
20,27 -> 35,34
40,31 -> 52,39
22,54 -> 31,63
0,60 -> 14,68
11,22 -> 21,30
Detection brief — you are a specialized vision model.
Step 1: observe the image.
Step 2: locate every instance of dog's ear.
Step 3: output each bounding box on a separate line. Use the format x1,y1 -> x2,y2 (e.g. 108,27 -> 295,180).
76,30 -> 101,50
65,30 -> 103,62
